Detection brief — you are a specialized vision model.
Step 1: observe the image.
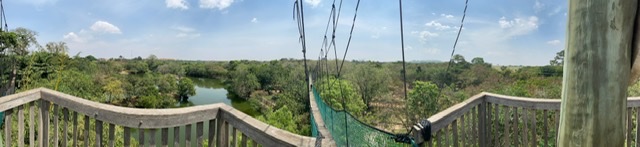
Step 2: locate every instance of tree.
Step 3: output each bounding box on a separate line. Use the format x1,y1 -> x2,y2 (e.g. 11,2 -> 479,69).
44,42 -> 69,55
317,77 -> 366,114
177,78 -> 196,101
405,81 -> 439,126
102,78 -> 124,103
550,50 -> 564,66
12,27 -> 39,56
229,64 -> 261,98
349,64 -> 390,111
471,57 -> 485,65
257,105 -> 298,134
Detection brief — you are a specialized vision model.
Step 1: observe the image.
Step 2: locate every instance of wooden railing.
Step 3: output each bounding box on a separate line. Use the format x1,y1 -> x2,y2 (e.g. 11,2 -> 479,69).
0,88 -> 316,147
415,92 -> 640,147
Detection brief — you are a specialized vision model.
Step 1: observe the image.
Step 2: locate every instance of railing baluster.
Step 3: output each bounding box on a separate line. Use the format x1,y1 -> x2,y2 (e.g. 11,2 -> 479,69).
123,127 -> 130,147
41,100 -> 49,147
138,128 -> 145,146
473,105 -> 479,146
543,110 -> 548,147
504,106 -> 510,146
162,128 -> 169,147
241,133 -> 248,147
53,105 -> 59,147
84,115 -> 89,147
224,121 -> 230,146
174,126 -> 180,147
523,108 -> 528,146
72,112 -> 78,147
217,118 -> 228,147
252,139 -> 257,147
486,103 -> 493,147
494,104 -> 500,146
5,108 -> 12,147
108,124 -> 115,147
629,107 -> 633,147
186,124 -> 192,147
437,130 -> 442,147
18,105 -> 25,147
196,121 -> 204,147
96,120 -> 103,147
63,108 -> 69,147
444,125 -> 449,147
460,113 -> 466,147
232,127 -> 237,147
208,119 -> 215,147
30,102 -> 36,147
149,129 -> 156,147
532,110 -> 537,147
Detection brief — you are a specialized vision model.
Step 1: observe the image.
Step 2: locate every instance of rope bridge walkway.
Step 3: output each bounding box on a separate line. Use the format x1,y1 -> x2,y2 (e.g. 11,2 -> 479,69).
310,86 -> 410,146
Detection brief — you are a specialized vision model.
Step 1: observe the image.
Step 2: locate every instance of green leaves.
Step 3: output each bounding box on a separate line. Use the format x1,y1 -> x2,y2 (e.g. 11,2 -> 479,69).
406,81 -> 439,124
177,77 -> 196,100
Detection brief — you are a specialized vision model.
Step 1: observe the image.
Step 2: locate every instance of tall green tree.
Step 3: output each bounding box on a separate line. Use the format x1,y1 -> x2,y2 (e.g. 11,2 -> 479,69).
317,77 -> 366,115
405,81 -> 439,126
177,77 -> 196,101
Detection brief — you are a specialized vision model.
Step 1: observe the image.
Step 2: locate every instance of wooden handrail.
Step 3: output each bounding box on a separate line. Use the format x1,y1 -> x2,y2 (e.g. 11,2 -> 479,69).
0,88 -> 316,146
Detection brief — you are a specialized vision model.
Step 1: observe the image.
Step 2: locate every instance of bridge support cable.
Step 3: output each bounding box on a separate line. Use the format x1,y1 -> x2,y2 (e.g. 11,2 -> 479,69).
436,0 -> 469,99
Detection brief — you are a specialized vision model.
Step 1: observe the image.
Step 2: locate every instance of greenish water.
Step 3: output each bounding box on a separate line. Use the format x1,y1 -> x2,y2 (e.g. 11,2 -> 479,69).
133,77 -> 259,146
180,77 -> 259,116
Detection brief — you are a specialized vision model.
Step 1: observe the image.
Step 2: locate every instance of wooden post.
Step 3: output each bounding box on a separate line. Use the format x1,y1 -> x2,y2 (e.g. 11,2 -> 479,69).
558,0 -> 637,146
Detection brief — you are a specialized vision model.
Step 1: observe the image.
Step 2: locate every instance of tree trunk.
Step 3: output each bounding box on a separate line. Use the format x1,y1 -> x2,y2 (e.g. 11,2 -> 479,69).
558,0 -> 637,146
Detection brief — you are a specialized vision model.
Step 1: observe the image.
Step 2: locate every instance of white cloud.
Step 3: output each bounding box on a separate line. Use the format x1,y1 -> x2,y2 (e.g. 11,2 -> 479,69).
90,21 -> 122,34
425,21 -> 452,30
166,0 -> 189,9
63,32 -> 83,43
440,14 -> 454,18
498,16 -> 539,36
304,0 -> 321,7
251,18 -> 258,23
200,0 -> 234,10
547,40 -> 561,46
534,0 -> 544,13
173,26 -> 195,32
414,31 -> 439,42
173,26 -> 200,38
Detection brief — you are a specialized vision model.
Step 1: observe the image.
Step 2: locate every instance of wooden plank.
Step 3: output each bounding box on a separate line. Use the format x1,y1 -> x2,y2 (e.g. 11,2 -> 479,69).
149,129 -> 156,147
186,124 -> 192,147
0,89 -> 41,112
72,112 -> 78,147
18,105 -> 24,147
543,110 -> 548,147
427,94 -> 484,134
437,130 -> 442,147
217,118 -> 226,147
523,108 -> 529,146
512,107 -> 518,146
62,108 -> 69,147
531,109 -> 537,147
476,101 -> 489,147
460,113 -> 465,147
494,104 -> 500,146
40,90 -> 221,128
84,115 -> 89,147
232,127 -> 238,147
174,126 -> 180,147
486,103 -> 492,147
484,103 -> 496,146
161,128 -> 169,147
252,140 -> 257,147
96,120 -> 103,147
108,124 -> 115,147
53,104 -> 59,147
208,119 -> 215,147
473,105 -> 479,146
504,106 -> 510,147
219,107 -> 315,146
484,94 -> 561,110
41,100 -> 49,147
5,108 -> 12,147
628,108 -> 632,147
196,122 -> 203,147
443,125 -> 449,147
224,121 -> 229,147
241,133 -> 248,147
138,128 -> 145,146
123,127 -> 130,147
30,102 -> 35,147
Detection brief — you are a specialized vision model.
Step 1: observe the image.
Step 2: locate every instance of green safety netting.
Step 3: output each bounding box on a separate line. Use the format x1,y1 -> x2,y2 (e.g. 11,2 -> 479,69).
310,86 -> 407,146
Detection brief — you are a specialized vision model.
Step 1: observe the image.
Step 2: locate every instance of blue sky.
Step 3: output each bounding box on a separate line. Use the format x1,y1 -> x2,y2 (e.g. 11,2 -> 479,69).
6,0 -> 567,65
